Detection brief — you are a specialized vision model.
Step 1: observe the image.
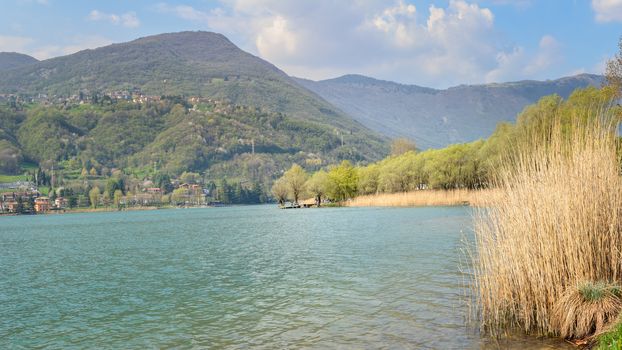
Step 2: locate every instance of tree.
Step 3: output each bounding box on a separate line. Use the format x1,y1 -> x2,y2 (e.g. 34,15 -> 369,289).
68,195 -> 78,209
606,36 -> 622,96
153,173 -> 174,194
357,164 -> 380,195
15,196 -> 24,214
180,171 -> 200,184
113,190 -> 123,209
390,138 -> 417,156
327,160 -> 358,201
171,188 -> 188,205
271,177 -> 289,206
306,170 -> 330,207
89,187 -> 100,208
282,164 -> 308,204
218,179 -> 232,204
89,167 -> 97,176
105,178 -> 125,198
27,195 -> 35,212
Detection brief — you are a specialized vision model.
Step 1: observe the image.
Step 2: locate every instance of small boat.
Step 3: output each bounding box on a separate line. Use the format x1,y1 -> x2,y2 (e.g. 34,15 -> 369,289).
280,202 -> 301,209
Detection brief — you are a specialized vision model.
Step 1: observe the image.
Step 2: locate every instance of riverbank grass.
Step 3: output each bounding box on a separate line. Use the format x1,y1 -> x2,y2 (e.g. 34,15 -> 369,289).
473,108 -> 622,340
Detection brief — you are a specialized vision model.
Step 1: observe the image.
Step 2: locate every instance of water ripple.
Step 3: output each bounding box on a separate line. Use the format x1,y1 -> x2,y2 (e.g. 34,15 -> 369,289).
0,206 -> 571,349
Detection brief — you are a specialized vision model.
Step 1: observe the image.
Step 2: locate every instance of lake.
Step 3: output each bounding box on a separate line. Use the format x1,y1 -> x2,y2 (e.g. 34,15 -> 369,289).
0,206 -> 570,349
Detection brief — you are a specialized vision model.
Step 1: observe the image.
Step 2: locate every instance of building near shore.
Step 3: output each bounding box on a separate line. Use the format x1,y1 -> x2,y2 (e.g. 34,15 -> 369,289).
34,197 -> 50,213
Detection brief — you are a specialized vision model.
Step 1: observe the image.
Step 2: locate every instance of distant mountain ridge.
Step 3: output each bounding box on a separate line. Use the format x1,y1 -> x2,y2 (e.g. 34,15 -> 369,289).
0,52 -> 38,71
295,73 -> 604,148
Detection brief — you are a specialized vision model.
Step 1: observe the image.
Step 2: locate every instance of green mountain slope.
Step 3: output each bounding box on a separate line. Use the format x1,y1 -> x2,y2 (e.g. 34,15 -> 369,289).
0,52 -> 38,71
0,31 -> 388,179
0,32 -> 383,138
295,74 -> 603,148
0,100 -> 380,189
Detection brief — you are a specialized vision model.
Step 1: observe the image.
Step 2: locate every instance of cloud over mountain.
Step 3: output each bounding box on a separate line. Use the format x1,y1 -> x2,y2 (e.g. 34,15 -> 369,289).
158,0 -> 566,87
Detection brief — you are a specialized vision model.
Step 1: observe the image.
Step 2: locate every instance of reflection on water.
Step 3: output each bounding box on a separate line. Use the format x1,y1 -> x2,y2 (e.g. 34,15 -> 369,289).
0,206 -> 571,349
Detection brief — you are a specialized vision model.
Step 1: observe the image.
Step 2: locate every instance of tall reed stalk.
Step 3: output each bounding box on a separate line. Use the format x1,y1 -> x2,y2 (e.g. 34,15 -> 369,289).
473,106 -> 622,336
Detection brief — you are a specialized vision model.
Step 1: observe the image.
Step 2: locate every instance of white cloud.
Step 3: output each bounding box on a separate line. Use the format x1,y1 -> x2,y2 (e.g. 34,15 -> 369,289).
485,35 -> 561,82
592,0 -> 622,22
0,34 -> 112,60
0,35 -> 34,53
155,3 -> 210,21
158,0 -> 565,87
30,36 -> 113,60
88,10 -> 140,28
523,35 -> 561,75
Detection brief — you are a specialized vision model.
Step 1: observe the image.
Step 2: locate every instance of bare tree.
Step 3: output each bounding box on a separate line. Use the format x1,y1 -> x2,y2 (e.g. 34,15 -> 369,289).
606,36 -> 622,96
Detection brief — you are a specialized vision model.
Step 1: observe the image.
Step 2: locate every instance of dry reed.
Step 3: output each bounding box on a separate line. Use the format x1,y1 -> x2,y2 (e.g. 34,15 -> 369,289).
472,107 -> 622,338
346,189 -> 500,207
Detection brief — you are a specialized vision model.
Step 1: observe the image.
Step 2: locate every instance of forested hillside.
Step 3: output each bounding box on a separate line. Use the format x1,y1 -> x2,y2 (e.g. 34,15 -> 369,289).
0,98 -> 384,190
0,32 -> 384,139
0,52 -> 38,71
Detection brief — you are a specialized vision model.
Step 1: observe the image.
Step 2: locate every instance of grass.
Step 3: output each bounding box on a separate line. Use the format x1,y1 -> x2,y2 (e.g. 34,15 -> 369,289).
0,173 -> 28,183
599,322 -> 622,349
471,108 -> 622,339
346,189 -> 499,207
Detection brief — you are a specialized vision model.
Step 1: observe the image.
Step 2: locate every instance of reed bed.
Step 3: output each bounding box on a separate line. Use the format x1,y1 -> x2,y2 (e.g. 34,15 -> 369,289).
472,109 -> 622,338
346,189 -> 500,207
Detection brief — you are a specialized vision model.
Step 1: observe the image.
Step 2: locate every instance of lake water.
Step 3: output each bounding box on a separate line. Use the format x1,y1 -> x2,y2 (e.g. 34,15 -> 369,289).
1,206 -> 571,349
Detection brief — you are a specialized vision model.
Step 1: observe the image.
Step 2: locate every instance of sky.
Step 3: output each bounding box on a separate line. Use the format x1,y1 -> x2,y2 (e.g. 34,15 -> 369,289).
0,0 -> 621,88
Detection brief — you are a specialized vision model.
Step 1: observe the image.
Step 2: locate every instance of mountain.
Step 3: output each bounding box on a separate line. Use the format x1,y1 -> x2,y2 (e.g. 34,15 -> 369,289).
0,32 -> 390,182
0,32 -> 382,140
295,74 -> 604,148
0,52 -> 38,71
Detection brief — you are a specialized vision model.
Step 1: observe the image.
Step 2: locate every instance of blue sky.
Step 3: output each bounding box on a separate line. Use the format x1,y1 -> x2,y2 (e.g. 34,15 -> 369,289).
0,0 -> 621,88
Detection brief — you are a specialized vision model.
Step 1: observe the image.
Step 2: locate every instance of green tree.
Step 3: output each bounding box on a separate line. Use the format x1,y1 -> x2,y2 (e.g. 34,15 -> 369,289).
357,164 -> 380,195
327,160 -> 358,201
68,195 -> 78,209
306,170 -> 330,207
282,164 -> 308,204
171,188 -> 188,205
15,196 -> 24,214
113,189 -> 123,209
153,173 -> 174,194
89,187 -> 100,208
271,177 -> 289,206
105,178 -> 125,198
180,171 -> 200,184
218,179 -> 232,204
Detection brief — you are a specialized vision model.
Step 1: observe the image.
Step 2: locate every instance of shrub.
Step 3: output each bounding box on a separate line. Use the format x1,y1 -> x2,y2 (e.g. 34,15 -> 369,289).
552,282 -> 622,339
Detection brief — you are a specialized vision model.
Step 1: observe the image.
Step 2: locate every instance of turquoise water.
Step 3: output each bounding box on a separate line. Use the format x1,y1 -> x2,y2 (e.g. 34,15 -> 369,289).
1,206 -> 569,349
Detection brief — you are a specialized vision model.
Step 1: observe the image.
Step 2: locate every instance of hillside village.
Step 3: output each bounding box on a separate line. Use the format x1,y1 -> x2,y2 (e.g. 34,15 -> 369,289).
0,89 -> 234,111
